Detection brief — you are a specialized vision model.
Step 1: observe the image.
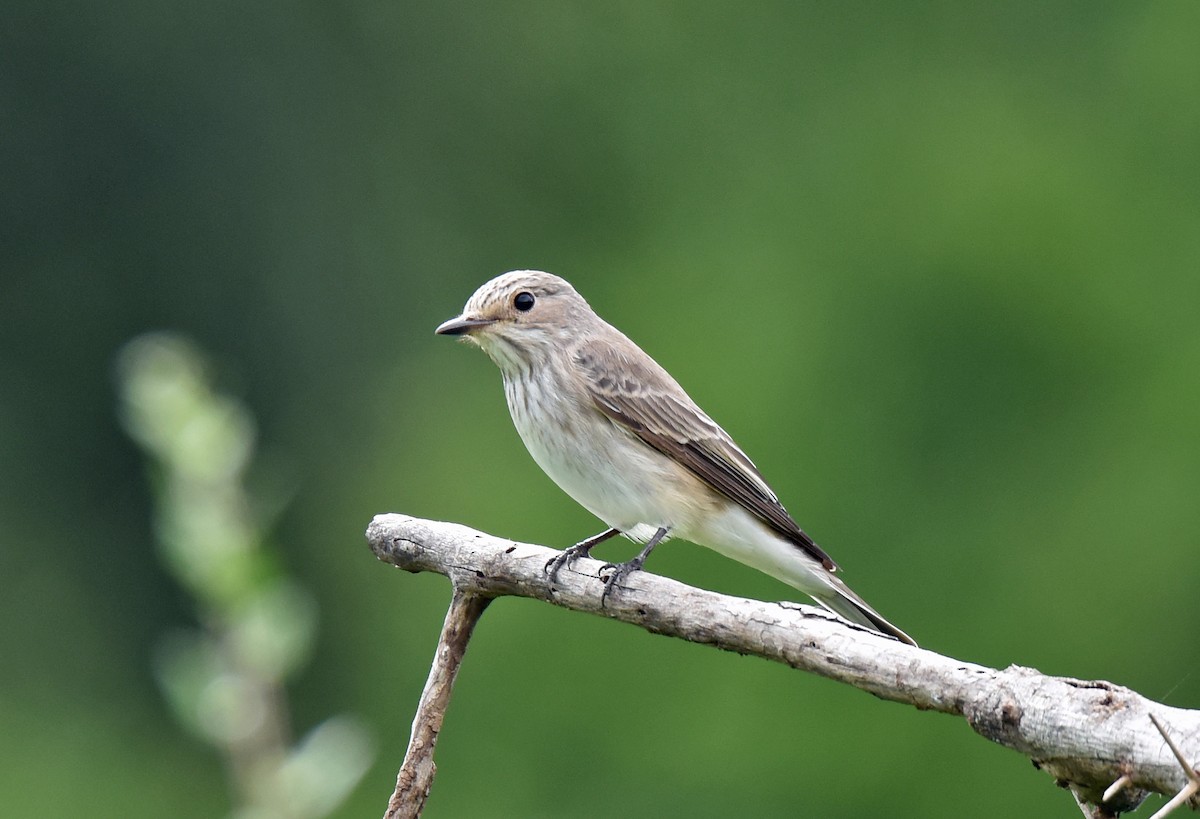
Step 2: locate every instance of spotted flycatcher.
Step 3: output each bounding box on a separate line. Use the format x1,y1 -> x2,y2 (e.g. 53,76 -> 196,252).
436,270 -> 915,645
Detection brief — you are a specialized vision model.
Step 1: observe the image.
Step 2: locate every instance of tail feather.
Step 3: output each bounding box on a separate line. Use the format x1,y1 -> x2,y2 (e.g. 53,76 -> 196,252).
689,508 -> 916,645
811,577 -> 917,647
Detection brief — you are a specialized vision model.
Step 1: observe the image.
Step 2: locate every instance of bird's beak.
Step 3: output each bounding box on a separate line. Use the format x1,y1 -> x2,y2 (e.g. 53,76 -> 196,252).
435,314 -> 495,336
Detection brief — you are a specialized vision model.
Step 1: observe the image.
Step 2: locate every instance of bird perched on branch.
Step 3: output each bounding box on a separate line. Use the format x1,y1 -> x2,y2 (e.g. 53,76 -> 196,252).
436,270 -> 915,646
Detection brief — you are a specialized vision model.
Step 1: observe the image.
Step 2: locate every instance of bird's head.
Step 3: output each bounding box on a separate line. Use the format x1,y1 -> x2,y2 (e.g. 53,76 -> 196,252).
436,270 -> 591,371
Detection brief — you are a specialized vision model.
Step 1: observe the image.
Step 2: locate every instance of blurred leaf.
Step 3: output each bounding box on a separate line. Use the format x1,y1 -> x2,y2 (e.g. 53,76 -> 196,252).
229,579 -> 318,682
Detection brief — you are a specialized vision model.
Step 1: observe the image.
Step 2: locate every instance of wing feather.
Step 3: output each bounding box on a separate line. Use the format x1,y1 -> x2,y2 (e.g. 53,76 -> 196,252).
575,337 -> 836,571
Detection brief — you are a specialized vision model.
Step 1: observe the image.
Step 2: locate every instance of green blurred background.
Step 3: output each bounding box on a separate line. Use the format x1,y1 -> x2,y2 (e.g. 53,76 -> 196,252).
4,2 -> 1199,816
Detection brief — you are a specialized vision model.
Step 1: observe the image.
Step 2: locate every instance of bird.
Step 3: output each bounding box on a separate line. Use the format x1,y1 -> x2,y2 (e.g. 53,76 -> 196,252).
435,270 -> 915,645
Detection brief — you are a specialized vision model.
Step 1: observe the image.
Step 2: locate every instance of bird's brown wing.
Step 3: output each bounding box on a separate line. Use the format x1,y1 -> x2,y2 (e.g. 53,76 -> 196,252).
574,337 -> 837,571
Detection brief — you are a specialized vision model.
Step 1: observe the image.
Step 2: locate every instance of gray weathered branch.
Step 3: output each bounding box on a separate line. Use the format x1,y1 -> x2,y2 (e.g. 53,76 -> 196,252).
384,588 -> 490,819
367,513 -> 1199,817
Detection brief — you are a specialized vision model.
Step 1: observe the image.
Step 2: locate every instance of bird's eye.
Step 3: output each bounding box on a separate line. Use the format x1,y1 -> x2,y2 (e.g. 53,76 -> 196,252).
513,291 -> 536,312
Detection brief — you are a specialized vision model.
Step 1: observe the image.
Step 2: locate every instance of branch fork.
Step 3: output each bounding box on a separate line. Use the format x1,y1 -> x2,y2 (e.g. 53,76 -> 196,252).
367,513 -> 1199,817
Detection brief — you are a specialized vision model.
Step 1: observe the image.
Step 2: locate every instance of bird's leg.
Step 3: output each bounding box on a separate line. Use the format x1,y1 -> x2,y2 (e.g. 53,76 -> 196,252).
600,526 -> 669,605
544,527 -> 621,582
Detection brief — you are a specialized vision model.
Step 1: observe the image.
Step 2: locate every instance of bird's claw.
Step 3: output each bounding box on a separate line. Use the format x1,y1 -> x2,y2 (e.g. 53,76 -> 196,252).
598,558 -> 644,606
544,543 -> 592,583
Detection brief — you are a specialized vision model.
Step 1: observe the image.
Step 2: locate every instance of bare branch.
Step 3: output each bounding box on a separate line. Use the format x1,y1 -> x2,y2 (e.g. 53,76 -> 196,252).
367,513 -> 1199,815
1146,715 -> 1200,818
384,587 -> 491,819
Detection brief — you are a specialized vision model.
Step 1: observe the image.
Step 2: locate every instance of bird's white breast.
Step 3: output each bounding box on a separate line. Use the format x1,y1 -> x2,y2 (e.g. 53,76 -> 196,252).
502,365 -> 704,543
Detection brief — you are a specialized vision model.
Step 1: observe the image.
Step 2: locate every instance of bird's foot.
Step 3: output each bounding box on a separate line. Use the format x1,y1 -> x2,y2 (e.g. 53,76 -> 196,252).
544,543 -> 594,583
598,557 -> 645,606
545,528 -> 621,585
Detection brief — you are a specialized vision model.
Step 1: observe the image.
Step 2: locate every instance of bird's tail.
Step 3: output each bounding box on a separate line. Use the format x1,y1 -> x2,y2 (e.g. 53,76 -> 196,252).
691,510 -> 916,645
810,575 -> 917,646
